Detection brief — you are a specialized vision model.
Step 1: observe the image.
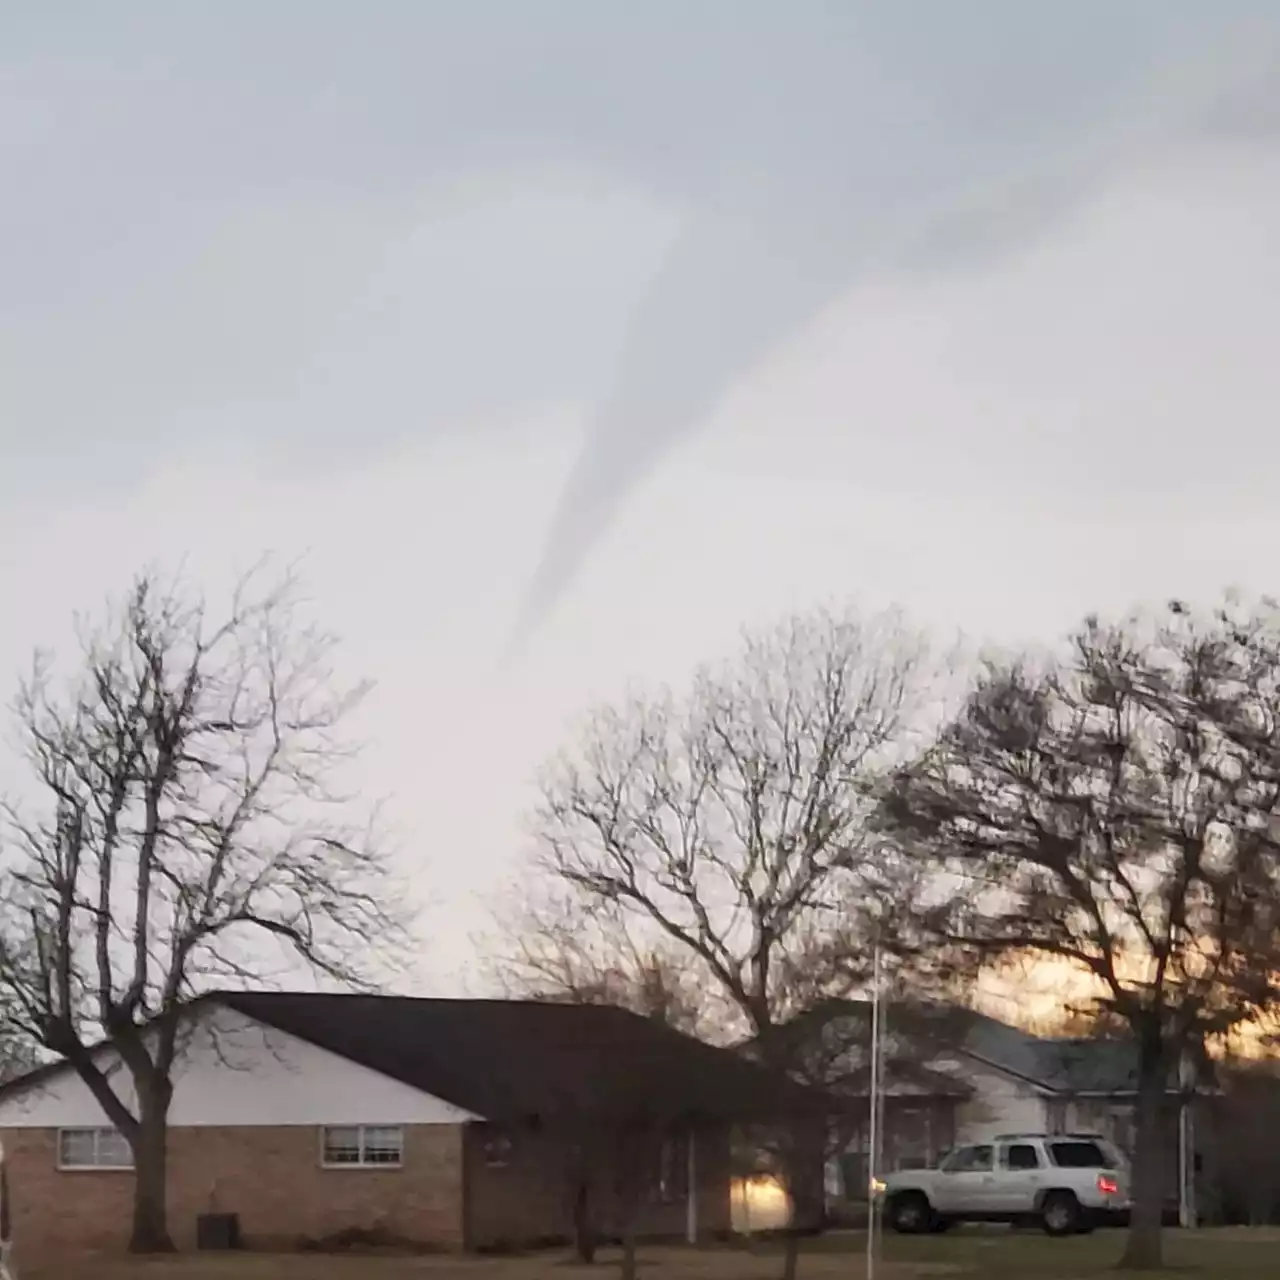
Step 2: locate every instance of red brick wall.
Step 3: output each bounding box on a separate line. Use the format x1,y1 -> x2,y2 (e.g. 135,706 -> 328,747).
2,1123 -> 465,1261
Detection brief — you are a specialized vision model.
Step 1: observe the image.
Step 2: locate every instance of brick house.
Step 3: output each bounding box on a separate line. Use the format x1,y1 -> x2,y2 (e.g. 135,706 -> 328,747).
0,992 -> 819,1259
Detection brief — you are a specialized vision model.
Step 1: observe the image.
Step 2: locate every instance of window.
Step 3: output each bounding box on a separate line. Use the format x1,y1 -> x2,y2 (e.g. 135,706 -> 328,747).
483,1134 -> 513,1168
1002,1144 -> 1041,1171
57,1127 -> 133,1170
320,1125 -> 404,1168
653,1136 -> 688,1202
941,1145 -> 993,1173
1047,1140 -> 1108,1169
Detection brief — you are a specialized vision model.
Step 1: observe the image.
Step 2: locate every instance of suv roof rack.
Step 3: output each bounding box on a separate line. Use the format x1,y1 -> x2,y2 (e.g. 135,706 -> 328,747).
993,1132 -> 1106,1142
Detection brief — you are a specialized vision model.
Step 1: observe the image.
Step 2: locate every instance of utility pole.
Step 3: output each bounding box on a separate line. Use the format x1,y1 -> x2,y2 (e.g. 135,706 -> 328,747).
1177,1047 -> 1197,1230
866,943 -> 883,1280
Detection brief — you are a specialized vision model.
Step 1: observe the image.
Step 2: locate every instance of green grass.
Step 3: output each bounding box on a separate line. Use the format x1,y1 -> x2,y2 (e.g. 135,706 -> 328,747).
800,1226 -> 1280,1277
22,1229 -> 1280,1279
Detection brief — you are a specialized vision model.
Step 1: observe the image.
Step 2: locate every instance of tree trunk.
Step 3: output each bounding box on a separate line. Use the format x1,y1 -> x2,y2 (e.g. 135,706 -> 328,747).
129,1094 -> 175,1253
778,1134 -> 823,1280
613,1132 -> 641,1280
780,1231 -> 801,1280
1117,1033 -> 1166,1271
572,1175 -> 596,1264
615,1182 -> 638,1280
619,1225 -> 637,1280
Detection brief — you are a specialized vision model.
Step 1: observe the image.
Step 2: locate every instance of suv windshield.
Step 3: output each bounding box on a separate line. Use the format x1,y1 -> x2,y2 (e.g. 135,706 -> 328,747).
1047,1140 -> 1113,1168
941,1145 -> 993,1173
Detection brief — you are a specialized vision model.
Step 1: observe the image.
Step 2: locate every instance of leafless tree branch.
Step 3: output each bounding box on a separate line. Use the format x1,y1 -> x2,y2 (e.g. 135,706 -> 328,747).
505,604 -> 952,1275
0,562 -> 409,1251
879,596 -> 1280,1269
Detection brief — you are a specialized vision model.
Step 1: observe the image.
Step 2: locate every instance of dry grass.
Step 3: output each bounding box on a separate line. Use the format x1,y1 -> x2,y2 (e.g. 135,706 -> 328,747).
21,1243 -> 931,1280
21,1229 -> 1280,1280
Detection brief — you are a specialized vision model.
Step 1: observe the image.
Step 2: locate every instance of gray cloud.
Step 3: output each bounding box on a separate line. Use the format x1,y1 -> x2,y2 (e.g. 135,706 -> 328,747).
511,6 -> 1280,645
5,3 -> 1279,618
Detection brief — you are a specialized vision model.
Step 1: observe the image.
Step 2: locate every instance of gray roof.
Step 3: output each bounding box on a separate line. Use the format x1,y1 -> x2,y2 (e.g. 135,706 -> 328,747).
783,1000 -> 1172,1096
0,992 -> 832,1124
1038,1038 -> 1149,1093
959,1018 -> 1180,1093
945,1007 -> 1055,1086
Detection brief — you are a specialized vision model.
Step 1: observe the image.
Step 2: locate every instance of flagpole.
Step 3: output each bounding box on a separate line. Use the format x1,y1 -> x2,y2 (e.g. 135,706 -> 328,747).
1177,1047 -> 1197,1230
866,943 -> 882,1280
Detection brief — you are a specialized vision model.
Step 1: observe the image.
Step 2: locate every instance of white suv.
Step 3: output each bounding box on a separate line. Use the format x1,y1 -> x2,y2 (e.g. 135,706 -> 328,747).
883,1134 -> 1131,1236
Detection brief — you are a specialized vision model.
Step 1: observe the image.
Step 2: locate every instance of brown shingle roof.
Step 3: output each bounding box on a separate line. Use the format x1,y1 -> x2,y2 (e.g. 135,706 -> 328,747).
217,991 -> 826,1125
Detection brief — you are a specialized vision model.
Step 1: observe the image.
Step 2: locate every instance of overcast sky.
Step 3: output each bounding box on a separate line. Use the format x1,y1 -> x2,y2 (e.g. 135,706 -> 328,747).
5,4 -> 1280,992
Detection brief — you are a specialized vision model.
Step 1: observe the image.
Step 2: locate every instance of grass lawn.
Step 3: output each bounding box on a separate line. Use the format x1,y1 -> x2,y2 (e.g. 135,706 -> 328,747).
809,1225 -> 1280,1277
19,1229 -> 1280,1279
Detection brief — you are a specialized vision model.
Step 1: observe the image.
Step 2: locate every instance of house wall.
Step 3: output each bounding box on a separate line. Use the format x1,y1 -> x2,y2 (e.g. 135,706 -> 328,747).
1065,1097 -> 1133,1146
3,1122 -> 466,1259
828,1096 -> 959,1210
0,1006 -> 475,1129
1064,1096 -> 1190,1202
930,1056 -> 1051,1141
463,1122 -> 732,1249
0,1006 -> 743,1259
0,1005 -> 480,1259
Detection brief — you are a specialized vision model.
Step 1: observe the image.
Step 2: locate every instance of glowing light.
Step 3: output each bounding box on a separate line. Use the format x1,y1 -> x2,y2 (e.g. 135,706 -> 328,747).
730,1175 -> 792,1232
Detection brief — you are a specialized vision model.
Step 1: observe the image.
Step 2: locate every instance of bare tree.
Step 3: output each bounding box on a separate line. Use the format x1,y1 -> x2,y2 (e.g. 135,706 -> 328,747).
0,998 -> 43,1085
879,599 -> 1280,1270
545,1103 -> 684,1276
524,605 -> 945,1277
487,890 -> 718,1038
0,566 -> 405,1252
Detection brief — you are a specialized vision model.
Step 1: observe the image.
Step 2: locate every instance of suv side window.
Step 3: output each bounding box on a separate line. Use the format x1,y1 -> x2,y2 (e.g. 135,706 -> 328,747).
943,1144 -> 993,1173
1002,1143 -> 1041,1171
1048,1141 -> 1108,1168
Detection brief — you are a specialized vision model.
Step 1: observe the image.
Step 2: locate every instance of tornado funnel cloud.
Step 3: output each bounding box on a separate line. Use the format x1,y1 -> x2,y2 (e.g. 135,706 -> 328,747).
508,216 -> 860,653
510,183 -> 1108,655
507,8 -> 1280,658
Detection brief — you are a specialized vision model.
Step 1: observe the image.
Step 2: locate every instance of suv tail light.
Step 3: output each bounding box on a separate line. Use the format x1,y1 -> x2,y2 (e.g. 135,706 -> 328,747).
1097,1174 -> 1119,1196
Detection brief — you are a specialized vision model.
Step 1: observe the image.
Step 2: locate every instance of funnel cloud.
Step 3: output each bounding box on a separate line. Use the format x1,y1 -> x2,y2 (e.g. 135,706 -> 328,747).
4,3 -> 1280,639
512,4 -> 1280,647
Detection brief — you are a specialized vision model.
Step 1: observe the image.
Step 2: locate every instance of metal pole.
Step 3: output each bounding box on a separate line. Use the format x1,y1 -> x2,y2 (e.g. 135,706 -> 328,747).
0,1137 -> 13,1280
1177,1048 -> 1197,1230
866,944 -> 882,1280
686,1131 -> 698,1244
878,973 -> 888,1176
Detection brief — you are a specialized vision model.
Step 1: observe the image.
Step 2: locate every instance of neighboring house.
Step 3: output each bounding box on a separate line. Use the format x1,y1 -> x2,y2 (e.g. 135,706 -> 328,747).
770,1001 -> 1207,1212
0,992 -> 819,1258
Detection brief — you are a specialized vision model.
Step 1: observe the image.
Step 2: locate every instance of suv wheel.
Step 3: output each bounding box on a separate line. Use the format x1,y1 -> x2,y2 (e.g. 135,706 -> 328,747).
1041,1191 -> 1082,1236
888,1191 -> 933,1235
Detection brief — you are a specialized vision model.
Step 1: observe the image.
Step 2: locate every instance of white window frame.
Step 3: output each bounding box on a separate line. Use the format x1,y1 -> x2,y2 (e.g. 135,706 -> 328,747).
319,1124 -> 405,1169
56,1127 -> 134,1171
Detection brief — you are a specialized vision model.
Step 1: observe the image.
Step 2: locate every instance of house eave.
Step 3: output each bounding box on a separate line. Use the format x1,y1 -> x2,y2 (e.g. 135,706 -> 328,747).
952,1048 -> 1057,1095
1067,1087 -> 1218,1098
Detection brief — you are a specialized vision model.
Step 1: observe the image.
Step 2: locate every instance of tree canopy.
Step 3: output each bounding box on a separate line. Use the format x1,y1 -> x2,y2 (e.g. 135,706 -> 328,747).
880,598 -> 1280,1269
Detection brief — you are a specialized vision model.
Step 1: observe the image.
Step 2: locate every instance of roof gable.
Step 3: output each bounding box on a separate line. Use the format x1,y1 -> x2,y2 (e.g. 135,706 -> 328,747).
0,993 -> 829,1125
217,992 -> 824,1123
0,1003 -> 475,1128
